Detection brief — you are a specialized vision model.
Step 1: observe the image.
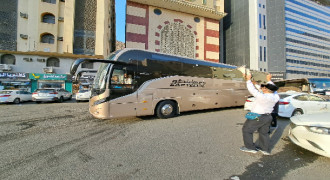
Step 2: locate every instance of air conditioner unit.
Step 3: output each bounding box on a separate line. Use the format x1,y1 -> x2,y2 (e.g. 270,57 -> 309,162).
20,12 -> 28,19
57,37 -> 63,41
37,58 -> 46,62
58,17 -> 64,21
20,34 -> 28,39
23,58 -> 33,62
43,67 -> 54,73
0,64 -> 12,71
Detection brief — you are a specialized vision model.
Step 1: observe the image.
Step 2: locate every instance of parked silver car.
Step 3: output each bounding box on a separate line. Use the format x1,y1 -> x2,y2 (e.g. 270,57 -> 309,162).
0,90 -> 32,104
32,88 -> 72,103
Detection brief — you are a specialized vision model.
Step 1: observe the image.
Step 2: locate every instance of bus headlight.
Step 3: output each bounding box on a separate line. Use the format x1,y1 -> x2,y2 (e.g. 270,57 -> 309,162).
94,98 -> 107,106
308,126 -> 330,135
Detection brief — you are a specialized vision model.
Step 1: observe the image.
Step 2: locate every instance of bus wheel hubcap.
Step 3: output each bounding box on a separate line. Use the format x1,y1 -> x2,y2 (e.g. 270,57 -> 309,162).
161,104 -> 173,115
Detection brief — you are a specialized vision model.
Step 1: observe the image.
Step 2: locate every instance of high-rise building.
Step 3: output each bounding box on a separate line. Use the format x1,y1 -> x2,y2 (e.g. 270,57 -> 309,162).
0,0 -> 115,74
0,0 -> 115,92
225,0 -> 330,79
125,0 -> 226,62
223,0 -> 268,71
282,0 -> 330,78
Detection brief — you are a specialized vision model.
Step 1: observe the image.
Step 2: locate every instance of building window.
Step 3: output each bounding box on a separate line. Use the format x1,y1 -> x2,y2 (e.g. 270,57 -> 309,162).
260,46 -> 262,61
263,5 -> 265,8
82,62 -> 93,69
46,57 -> 59,67
260,68 -> 262,71
264,69 -> 266,72
0,54 -> 16,65
42,13 -> 55,24
203,0 -> 207,5
259,3 -> 261,7
264,36 -> 266,40
194,17 -> 200,23
41,33 -> 55,44
154,9 -> 162,15
42,0 -> 56,4
259,14 -> 261,28
264,47 -> 266,62
263,15 -> 266,29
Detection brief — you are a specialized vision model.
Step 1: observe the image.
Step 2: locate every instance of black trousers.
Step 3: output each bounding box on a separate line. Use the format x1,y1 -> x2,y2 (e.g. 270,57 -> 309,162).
271,113 -> 277,127
242,114 -> 272,152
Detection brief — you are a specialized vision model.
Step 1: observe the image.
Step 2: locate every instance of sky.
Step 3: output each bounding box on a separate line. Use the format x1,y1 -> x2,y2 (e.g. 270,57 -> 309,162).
115,0 -> 126,42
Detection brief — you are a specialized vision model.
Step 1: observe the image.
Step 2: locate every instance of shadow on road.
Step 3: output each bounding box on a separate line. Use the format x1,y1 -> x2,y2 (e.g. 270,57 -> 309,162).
227,118 -> 321,180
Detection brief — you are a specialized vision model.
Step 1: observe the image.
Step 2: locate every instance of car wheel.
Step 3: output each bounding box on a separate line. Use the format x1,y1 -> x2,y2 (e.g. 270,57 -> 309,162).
13,98 -> 20,104
58,96 -> 64,103
156,100 -> 177,119
292,109 -> 303,117
68,95 -> 72,100
36,101 -> 41,104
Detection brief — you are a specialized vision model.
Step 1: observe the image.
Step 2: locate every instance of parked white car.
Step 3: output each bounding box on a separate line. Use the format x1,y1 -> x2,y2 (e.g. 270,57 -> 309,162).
0,90 -> 32,104
278,92 -> 330,118
289,112 -> 330,158
32,88 -> 72,103
76,89 -> 91,102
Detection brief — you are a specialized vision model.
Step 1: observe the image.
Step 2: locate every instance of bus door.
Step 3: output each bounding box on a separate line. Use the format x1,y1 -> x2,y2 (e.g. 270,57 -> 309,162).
108,64 -> 138,117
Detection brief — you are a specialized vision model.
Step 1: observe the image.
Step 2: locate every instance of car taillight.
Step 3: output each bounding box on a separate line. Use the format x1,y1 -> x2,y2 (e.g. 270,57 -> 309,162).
49,92 -> 58,94
0,95 -> 11,97
32,92 -> 38,95
246,99 -> 252,102
279,101 -> 290,105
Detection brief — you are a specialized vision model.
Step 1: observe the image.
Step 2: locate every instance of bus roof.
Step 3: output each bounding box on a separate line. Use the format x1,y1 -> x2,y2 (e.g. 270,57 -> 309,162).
111,48 -> 237,69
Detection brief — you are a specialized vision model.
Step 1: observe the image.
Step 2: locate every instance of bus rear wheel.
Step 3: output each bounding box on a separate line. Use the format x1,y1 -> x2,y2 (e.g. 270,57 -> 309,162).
156,100 -> 177,119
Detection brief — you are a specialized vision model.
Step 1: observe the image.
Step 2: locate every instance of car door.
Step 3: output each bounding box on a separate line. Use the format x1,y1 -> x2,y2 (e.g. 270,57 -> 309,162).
291,95 -> 309,113
307,94 -> 328,113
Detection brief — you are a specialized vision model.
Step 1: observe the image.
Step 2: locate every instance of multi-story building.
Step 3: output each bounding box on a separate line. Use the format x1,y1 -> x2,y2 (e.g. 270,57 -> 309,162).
223,0 -> 268,71
125,0 -> 226,63
282,0 -> 330,79
0,0 -> 115,92
225,0 -> 330,79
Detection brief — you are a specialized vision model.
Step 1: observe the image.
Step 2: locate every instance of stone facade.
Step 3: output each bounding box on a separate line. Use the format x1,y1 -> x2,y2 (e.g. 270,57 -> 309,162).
73,0 -> 97,55
0,0 -> 17,51
126,0 -> 224,62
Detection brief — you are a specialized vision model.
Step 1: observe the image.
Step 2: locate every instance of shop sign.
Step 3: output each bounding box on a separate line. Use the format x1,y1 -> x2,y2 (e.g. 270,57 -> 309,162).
29,73 -> 67,80
0,72 -> 28,79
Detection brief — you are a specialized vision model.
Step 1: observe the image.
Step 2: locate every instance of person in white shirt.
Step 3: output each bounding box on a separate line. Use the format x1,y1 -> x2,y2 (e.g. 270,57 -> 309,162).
240,73 -> 280,155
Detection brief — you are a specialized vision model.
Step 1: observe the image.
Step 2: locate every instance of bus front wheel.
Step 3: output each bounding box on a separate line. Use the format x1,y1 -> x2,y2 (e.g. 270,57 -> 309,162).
156,100 -> 177,119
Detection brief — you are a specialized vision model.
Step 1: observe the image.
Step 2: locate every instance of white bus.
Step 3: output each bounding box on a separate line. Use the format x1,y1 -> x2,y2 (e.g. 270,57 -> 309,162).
70,48 -> 267,119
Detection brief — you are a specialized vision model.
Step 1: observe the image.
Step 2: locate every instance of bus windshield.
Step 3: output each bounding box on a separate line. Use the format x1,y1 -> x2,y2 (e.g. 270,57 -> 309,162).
92,63 -> 110,92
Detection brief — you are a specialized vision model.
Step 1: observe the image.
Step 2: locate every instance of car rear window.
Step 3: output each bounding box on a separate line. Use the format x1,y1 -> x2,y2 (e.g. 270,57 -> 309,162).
36,89 -> 55,93
0,91 -> 12,94
279,94 -> 291,99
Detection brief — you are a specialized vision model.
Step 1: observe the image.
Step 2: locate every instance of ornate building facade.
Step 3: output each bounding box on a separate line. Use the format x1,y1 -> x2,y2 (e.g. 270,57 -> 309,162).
125,0 -> 226,62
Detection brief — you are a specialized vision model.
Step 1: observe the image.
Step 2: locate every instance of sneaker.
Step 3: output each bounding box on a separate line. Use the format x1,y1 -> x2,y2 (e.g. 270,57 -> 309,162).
240,146 -> 258,154
259,150 -> 271,155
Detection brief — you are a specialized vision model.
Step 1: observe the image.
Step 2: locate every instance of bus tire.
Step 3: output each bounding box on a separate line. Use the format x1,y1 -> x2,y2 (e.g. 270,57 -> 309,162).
156,100 -> 177,119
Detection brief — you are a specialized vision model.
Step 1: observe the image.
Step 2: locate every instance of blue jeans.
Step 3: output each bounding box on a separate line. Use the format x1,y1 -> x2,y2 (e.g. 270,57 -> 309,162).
242,114 -> 272,151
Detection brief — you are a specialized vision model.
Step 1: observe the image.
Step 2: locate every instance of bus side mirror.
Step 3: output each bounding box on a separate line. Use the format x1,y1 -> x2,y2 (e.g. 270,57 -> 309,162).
311,83 -> 316,88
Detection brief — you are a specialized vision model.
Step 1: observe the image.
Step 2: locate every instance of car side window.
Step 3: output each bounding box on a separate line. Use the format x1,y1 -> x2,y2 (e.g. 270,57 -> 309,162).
294,95 -> 308,101
308,95 -> 324,102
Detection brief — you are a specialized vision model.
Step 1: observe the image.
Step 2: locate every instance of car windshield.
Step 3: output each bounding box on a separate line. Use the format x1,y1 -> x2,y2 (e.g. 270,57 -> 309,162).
37,89 -> 55,93
78,90 -> 89,93
0,91 -> 12,94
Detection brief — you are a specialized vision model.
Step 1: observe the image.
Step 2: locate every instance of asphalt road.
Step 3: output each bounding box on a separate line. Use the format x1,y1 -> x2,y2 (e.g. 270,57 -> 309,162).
0,100 -> 329,180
